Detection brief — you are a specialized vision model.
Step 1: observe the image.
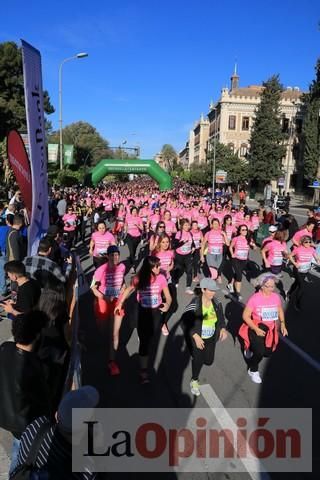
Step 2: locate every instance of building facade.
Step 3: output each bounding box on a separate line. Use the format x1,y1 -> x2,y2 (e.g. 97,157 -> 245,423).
186,69 -> 304,191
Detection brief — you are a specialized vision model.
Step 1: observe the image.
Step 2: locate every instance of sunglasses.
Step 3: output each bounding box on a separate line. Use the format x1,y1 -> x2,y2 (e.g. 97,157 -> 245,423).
303,241 -> 311,244
159,225 -> 165,228
241,228 -> 248,232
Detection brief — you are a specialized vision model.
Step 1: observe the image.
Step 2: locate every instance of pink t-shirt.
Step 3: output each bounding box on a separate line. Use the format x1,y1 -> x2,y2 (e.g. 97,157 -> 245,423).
92,262 -> 125,297
231,235 -> 250,260
247,291 -> 281,325
104,199 -> 113,211
62,213 -> 77,232
251,215 -> 260,230
264,240 -> 287,266
205,229 -> 224,255
175,231 -> 193,255
149,214 -> 161,231
126,214 -> 143,237
137,273 -> 168,308
156,250 -> 175,279
224,225 -> 235,242
292,228 -> 312,245
197,215 -> 208,230
164,220 -> 176,236
292,245 -> 315,272
169,207 -> 179,223
191,230 -> 202,249
91,231 -> 115,256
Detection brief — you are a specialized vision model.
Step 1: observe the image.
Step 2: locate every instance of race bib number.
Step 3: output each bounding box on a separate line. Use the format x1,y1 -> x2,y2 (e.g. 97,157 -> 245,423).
298,262 -> 311,273
236,249 -> 248,259
105,287 -> 120,298
272,254 -> 283,266
181,244 -> 190,253
201,326 -> 215,339
141,295 -> 158,308
210,246 -> 222,255
261,307 -> 278,322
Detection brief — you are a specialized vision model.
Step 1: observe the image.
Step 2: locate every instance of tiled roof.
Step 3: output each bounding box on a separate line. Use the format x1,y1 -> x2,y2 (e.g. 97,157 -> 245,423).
230,85 -> 304,100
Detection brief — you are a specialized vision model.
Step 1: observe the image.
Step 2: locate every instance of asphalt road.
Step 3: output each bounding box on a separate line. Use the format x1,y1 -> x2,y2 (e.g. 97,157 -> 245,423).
0,202 -> 319,479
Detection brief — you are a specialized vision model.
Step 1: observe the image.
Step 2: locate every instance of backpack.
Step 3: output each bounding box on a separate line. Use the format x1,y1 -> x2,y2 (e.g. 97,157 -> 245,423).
10,421 -> 51,480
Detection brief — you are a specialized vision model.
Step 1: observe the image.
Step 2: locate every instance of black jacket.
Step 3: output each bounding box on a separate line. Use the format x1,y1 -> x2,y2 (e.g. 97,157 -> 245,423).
0,342 -> 51,438
181,295 -> 226,342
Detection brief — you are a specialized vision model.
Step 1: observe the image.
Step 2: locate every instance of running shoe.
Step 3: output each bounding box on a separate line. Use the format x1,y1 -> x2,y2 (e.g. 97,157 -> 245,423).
185,288 -> 194,295
161,324 -> 169,336
248,369 -> 262,384
108,361 -> 120,376
193,276 -> 200,283
190,379 -> 201,396
226,283 -> 234,293
244,349 -> 253,359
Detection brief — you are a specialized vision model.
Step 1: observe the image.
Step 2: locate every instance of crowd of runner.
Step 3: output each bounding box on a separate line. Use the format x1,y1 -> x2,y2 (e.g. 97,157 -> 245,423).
0,178 -> 319,478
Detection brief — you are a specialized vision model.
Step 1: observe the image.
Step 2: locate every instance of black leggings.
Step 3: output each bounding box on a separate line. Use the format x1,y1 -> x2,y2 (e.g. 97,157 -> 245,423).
137,306 -> 162,357
247,323 -> 273,372
288,267 -> 308,307
172,252 -> 193,287
126,234 -> 141,268
232,258 -> 247,282
192,249 -> 201,277
162,283 -> 178,325
191,335 -> 216,380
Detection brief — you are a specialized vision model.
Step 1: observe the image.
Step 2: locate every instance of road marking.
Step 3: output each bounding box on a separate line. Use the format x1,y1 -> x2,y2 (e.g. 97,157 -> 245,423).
200,384 -> 270,479
280,336 -> 320,373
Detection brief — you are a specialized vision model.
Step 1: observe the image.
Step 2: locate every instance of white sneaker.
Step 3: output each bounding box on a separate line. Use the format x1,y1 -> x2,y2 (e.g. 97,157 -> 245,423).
190,379 -> 200,396
244,349 -> 253,359
248,369 -> 262,384
175,284 -> 179,289
227,283 -> 234,293
185,288 -> 194,295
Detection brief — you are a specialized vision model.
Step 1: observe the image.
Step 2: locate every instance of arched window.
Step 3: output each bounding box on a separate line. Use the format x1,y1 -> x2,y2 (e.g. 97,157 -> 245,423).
228,143 -> 235,153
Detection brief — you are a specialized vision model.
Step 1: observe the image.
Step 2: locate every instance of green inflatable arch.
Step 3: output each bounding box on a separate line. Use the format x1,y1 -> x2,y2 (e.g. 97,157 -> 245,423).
86,159 -> 173,191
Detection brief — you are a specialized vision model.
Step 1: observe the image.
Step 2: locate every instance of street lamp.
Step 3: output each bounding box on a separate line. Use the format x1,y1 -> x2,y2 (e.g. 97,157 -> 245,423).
210,107 -> 218,198
59,52 -> 88,170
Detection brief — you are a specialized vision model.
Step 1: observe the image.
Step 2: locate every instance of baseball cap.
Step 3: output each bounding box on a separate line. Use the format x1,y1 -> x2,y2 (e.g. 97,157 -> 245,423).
268,225 -> 278,233
57,386 -> 99,433
200,278 -> 219,291
107,245 -> 120,255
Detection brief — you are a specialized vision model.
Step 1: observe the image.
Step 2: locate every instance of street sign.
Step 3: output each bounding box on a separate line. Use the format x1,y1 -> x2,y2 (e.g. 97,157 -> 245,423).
278,177 -> 285,187
216,170 -> 227,183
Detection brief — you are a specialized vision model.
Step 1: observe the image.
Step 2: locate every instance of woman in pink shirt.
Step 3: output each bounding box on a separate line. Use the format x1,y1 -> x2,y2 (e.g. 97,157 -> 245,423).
191,220 -> 203,283
154,234 -> 177,335
115,256 -> 172,384
228,224 -> 256,299
201,219 -> 228,283
261,230 -> 288,275
149,221 -> 166,253
62,205 -> 78,248
163,210 -> 177,238
287,235 -> 320,310
292,220 -> 316,246
89,220 -> 116,268
125,206 -> 143,272
172,219 -> 195,294
239,275 -> 288,384
197,208 -> 209,233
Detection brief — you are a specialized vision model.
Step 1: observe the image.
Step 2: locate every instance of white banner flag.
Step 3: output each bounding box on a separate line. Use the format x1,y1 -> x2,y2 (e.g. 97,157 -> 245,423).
21,40 -> 49,255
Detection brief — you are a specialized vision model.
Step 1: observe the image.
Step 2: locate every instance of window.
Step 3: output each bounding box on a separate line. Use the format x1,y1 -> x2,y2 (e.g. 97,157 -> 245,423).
228,115 -> 236,130
228,143 -> 235,153
242,116 -> 249,130
240,144 -> 247,157
282,117 -> 289,133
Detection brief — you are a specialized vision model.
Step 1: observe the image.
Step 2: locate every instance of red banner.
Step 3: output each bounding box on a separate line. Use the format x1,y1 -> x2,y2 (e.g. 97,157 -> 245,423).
7,130 -> 33,214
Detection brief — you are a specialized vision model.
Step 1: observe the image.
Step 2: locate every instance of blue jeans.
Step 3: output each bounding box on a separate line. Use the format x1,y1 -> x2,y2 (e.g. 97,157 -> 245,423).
0,255 -> 7,295
9,437 -> 21,475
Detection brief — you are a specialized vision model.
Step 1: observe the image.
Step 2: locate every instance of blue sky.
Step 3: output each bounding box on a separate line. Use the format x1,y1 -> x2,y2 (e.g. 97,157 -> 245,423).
2,0 -> 320,158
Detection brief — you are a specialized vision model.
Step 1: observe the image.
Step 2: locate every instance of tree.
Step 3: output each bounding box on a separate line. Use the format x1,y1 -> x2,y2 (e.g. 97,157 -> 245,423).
0,41 -> 54,141
248,75 -> 286,185
208,142 -> 249,185
160,144 -> 178,171
48,121 -> 112,167
301,59 -> 320,181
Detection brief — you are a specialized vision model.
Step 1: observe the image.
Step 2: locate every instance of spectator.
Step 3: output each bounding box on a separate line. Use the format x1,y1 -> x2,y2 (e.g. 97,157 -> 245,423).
0,311 -> 50,474
24,238 -> 73,288
45,225 -> 64,267
2,261 -> 41,318
57,195 -> 67,219
0,216 -> 9,297
6,214 -> 26,261
11,386 -> 99,479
